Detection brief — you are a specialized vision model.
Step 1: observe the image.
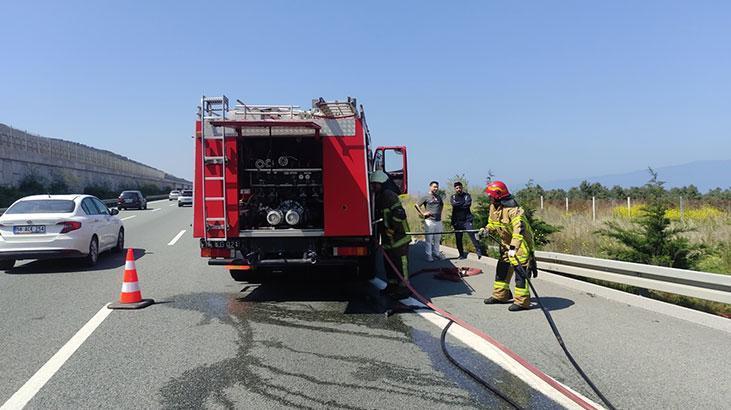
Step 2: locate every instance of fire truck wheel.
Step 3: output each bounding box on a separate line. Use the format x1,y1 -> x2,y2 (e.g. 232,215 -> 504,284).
229,269 -> 262,282
355,256 -> 376,280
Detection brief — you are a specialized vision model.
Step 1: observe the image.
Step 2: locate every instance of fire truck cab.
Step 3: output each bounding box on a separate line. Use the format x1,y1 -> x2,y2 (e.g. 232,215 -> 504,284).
193,96 -> 408,281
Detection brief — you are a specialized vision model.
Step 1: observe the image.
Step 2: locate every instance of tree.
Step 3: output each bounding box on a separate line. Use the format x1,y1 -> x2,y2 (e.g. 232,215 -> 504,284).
515,179 -> 544,208
596,170 -> 705,269
610,185 -> 626,200
524,205 -> 561,246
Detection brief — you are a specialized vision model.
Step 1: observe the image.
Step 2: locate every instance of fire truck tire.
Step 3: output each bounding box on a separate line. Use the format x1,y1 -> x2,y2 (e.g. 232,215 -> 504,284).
355,256 -> 376,280
229,269 -> 262,282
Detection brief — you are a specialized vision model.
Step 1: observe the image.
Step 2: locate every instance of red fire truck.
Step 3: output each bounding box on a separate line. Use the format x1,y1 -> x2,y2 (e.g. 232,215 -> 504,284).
193,96 -> 408,281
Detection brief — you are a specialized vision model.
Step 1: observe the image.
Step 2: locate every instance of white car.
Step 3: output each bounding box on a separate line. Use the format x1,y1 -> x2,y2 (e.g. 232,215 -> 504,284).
0,195 -> 124,270
169,190 -> 181,201
177,190 -> 193,207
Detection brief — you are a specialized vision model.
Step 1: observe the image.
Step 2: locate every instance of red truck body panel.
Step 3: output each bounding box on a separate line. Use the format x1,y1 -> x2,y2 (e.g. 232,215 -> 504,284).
322,118 -> 371,237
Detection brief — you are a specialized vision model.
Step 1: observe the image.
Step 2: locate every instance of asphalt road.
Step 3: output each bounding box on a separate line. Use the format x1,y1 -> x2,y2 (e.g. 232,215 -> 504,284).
1,201 -> 728,409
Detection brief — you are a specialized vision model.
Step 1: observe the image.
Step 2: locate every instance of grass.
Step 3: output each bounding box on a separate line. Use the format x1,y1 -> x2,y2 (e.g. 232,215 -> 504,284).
537,202 -> 731,316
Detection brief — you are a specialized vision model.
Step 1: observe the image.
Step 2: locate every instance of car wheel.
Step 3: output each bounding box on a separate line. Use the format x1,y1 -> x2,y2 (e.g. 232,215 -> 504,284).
113,228 -> 125,253
84,236 -> 99,267
143,203 -> 147,210
178,203 -> 182,207
0,259 -> 15,271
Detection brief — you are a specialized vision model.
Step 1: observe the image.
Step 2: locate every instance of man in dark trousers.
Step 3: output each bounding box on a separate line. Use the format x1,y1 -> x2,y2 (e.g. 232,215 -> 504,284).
450,181 -> 484,259
370,170 -> 411,299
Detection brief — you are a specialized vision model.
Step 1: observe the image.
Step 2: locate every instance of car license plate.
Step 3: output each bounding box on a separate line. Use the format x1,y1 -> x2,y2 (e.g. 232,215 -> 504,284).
13,225 -> 46,234
125,199 -> 133,203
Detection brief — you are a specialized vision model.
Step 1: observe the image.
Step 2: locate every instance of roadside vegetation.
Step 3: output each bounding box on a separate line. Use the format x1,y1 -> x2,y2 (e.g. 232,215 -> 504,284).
0,175 -> 172,207
403,170 -> 731,316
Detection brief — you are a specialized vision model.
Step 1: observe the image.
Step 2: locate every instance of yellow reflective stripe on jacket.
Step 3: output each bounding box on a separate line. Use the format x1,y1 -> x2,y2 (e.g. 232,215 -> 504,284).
383,209 -> 392,229
511,215 -> 526,248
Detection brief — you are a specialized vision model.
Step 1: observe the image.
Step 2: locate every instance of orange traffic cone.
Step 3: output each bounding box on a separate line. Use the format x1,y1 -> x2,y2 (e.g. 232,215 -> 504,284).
109,248 -> 154,309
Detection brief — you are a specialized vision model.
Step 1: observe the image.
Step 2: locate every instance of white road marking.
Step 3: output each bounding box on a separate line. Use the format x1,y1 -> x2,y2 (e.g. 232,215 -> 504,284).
120,215 -> 137,221
147,199 -> 168,204
1,305 -> 113,410
369,277 -> 601,410
167,230 -> 186,246
150,208 -> 161,212
169,203 -> 177,207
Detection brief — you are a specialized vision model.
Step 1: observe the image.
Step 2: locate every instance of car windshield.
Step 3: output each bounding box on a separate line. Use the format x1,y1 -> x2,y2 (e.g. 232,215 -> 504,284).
182,191 -> 192,196
121,192 -> 138,198
5,200 -> 76,214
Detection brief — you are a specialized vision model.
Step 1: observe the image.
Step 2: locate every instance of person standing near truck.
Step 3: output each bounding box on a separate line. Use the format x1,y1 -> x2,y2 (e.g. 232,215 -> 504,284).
450,181 -> 484,259
418,181 -> 444,262
370,171 -> 411,299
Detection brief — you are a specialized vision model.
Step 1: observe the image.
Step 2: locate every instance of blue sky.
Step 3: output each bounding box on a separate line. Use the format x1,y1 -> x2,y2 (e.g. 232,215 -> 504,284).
1,1 -> 729,192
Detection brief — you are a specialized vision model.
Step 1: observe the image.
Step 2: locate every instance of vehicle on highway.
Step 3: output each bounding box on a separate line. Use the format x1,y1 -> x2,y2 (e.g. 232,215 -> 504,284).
169,190 -> 181,201
0,195 -> 125,270
177,190 -> 193,207
117,190 -> 147,210
194,96 -> 408,281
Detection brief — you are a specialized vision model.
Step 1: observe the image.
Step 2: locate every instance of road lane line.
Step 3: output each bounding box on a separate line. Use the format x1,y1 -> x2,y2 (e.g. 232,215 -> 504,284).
1,305 -> 113,410
369,277 -> 601,410
169,203 -> 177,207
150,208 -> 161,212
120,215 -> 137,221
167,230 -> 186,246
147,199 -> 167,204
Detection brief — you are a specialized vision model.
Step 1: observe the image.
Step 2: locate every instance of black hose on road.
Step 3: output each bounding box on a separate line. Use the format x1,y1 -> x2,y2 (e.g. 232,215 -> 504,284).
440,320 -> 524,410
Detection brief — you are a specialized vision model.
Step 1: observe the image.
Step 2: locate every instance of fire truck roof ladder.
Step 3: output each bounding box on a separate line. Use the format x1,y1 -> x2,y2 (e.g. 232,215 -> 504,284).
200,95 -> 230,241
313,97 -> 357,118
233,99 -> 303,120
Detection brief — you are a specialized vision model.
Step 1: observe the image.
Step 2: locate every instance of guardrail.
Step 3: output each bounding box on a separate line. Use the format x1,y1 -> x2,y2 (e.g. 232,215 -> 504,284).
0,194 -> 169,216
535,251 -> 731,304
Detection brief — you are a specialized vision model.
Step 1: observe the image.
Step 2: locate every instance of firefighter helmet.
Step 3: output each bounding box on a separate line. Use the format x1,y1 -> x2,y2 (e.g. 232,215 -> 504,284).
369,170 -> 389,184
485,181 -> 510,200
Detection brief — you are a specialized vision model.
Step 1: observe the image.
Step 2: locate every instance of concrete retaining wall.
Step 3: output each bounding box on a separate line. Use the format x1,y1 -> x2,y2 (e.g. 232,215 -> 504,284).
0,124 -> 189,191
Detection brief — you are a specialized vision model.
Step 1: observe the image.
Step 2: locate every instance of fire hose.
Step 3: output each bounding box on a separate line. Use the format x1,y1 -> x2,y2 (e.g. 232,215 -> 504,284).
381,229 -> 617,410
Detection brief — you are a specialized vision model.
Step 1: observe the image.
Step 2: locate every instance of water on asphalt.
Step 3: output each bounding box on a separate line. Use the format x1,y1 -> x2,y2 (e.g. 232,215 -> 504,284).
153,274 -> 559,409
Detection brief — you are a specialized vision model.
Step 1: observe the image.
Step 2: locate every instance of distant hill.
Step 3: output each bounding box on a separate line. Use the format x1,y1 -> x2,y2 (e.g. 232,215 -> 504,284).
537,160 -> 731,192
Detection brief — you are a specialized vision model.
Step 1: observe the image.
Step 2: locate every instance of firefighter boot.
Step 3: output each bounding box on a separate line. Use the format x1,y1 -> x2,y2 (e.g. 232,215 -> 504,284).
484,289 -> 512,304
389,284 -> 412,300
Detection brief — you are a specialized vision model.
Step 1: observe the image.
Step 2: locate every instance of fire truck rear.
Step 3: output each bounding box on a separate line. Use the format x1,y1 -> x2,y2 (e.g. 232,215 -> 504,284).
194,96 -> 408,281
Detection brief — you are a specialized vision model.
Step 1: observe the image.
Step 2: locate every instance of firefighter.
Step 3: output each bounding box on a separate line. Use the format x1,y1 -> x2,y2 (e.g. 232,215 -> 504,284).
370,170 -> 411,299
478,181 -> 536,311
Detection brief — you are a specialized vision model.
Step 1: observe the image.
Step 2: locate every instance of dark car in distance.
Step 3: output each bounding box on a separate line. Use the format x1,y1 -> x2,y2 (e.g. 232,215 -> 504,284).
117,190 -> 147,210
